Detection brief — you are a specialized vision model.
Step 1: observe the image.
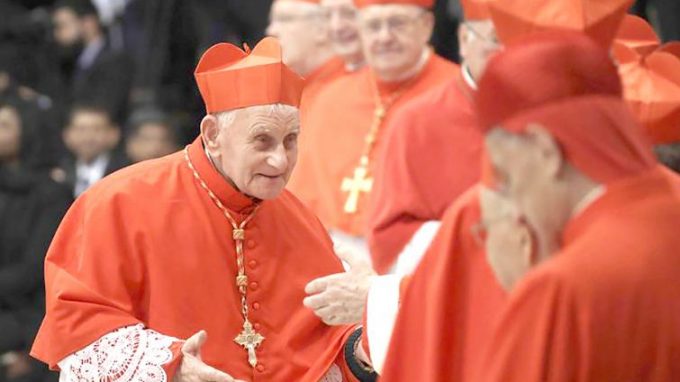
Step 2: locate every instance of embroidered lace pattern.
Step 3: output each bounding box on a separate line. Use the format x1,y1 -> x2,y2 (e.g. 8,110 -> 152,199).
320,364 -> 343,382
58,324 -> 178,382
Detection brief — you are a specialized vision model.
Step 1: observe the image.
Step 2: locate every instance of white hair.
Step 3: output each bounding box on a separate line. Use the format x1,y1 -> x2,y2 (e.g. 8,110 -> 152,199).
214,104 -> 299,130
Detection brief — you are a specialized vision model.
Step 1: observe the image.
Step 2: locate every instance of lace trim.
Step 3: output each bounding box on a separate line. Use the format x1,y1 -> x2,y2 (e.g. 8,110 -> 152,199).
58,324 -> 178,382
320,364 -> 343,382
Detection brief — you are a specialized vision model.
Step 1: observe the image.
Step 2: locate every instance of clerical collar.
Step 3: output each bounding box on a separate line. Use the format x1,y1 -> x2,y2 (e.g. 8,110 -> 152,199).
461,64 -> 478,91
571,185 -> 606,218
187,137 -> 257,213
345,61 -> 364,73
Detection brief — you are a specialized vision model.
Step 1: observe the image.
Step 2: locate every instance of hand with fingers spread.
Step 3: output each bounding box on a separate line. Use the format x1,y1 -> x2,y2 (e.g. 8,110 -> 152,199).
303,246 -> 377,325
174,331 -> 247,382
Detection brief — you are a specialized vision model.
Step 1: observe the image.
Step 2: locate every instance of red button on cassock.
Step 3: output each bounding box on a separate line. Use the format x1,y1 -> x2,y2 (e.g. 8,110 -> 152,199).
252,302 -> 261,310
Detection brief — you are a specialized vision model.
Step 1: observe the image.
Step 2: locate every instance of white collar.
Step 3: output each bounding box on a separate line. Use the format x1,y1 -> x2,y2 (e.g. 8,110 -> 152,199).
461,63 -> 478,91
77,38 -> 105,70
571,185 -> 606,218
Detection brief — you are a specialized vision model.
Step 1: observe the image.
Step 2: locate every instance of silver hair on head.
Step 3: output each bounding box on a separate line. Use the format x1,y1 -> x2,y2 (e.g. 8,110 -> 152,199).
214,104 -> 298,130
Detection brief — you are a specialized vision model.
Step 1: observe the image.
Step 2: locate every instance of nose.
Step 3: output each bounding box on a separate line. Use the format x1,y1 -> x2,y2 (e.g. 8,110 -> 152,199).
329,12 -> 342,33
375,23 -> 392,43
266,145 -> 288,171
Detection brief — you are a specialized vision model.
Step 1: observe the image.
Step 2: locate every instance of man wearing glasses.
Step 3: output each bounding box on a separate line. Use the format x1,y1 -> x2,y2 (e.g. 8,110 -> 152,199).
288,0 -> 456,270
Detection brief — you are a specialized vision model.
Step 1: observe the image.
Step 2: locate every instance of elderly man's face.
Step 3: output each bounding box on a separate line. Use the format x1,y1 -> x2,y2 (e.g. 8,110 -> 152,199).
459,20 -> 501,81
358,5 -> 433,78
321,0 -> 362,61
478,187 -> 534,290
484,126 -> 570,261
202,105 -> 300,200
267,1 -> 325,75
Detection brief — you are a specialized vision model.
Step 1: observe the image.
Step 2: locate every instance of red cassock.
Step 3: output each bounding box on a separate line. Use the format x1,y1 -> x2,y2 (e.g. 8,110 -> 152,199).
31,138 -> 360,382
288,53 -> 457,236
378,186 -> 507,381
367,67 -> 484,273
479,167 -> 680,382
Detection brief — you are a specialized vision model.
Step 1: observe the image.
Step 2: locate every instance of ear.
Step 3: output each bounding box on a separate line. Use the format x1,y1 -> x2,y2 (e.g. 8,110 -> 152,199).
458,23 -> 469,58
525,123 -> 565,179
420,11 -> 435,43
200,115 -> 221,156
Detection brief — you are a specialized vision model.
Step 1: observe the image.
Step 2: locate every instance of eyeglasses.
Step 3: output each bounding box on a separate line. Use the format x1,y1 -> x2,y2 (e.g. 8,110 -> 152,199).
321,7 -> 358,22
359,11 -> 425,35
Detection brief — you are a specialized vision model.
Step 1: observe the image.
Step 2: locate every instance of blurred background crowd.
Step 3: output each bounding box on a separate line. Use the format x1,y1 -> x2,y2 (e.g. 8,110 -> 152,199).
0,0 -> 677,381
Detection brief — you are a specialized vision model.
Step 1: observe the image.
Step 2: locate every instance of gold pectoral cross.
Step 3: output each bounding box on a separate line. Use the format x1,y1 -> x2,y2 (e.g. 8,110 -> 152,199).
341,164 -> 373,214
234,320 -> 265,367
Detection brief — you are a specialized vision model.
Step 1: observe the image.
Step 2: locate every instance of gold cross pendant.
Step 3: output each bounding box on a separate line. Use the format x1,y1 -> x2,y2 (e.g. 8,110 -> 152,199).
341,165 -> 373,214
234,320 -> 265,367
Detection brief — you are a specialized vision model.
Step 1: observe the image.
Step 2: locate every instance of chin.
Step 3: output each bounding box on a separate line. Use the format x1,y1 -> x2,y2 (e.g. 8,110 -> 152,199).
247,184 -> 286,200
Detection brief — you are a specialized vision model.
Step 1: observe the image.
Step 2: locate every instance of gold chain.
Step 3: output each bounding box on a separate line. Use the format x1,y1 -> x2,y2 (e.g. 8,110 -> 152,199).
183,146 -> 264,367
340,72 -> 418,214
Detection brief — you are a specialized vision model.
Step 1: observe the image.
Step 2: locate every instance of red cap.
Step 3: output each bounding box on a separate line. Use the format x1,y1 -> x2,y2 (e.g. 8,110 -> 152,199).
194,37 -> 305,114
477,31 -> 655,184
616,43 -> 680,145
613,15 -> 660,57
488,0 -> 632,49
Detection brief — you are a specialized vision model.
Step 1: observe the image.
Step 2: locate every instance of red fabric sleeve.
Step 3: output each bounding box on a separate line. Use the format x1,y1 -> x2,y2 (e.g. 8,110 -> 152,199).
31,191 -> 147,367
164,341 -> 185,381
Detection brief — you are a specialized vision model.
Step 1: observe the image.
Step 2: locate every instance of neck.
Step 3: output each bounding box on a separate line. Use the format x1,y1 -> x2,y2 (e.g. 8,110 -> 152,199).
343,53 -> 365,72
374,47 -> 430,83
79,152 -> 108,166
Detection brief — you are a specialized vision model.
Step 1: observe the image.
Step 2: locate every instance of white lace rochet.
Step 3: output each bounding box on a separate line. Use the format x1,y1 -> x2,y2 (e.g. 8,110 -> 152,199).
57,324 -> 178,382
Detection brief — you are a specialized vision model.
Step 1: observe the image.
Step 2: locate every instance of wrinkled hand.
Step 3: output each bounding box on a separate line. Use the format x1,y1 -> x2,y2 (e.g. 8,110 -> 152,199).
174,331 -> 247,382
303,246 -> 377,325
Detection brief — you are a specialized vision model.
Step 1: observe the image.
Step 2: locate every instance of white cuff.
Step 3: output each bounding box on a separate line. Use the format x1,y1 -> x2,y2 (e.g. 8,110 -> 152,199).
366,274 -> 402,374
57,324 -> 179,382
391,220 -> 441,275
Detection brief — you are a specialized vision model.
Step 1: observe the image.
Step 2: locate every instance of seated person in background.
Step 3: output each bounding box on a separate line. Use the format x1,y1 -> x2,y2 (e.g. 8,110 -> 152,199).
125,108 -> 180,163
0,100 -> 71,382
51,103 -> 128,197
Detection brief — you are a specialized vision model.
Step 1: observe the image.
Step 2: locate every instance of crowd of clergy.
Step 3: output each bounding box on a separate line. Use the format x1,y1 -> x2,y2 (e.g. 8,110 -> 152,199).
1,0 -> 679,381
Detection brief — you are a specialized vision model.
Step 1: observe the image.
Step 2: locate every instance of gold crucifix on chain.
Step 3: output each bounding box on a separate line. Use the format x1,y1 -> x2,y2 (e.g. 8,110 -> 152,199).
341,158 -> 373,214
234,320 -> 264,367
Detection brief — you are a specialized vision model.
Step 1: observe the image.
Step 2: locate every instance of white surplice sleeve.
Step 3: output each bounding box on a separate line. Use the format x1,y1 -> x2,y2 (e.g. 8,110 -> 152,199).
57,324 -> 183,382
